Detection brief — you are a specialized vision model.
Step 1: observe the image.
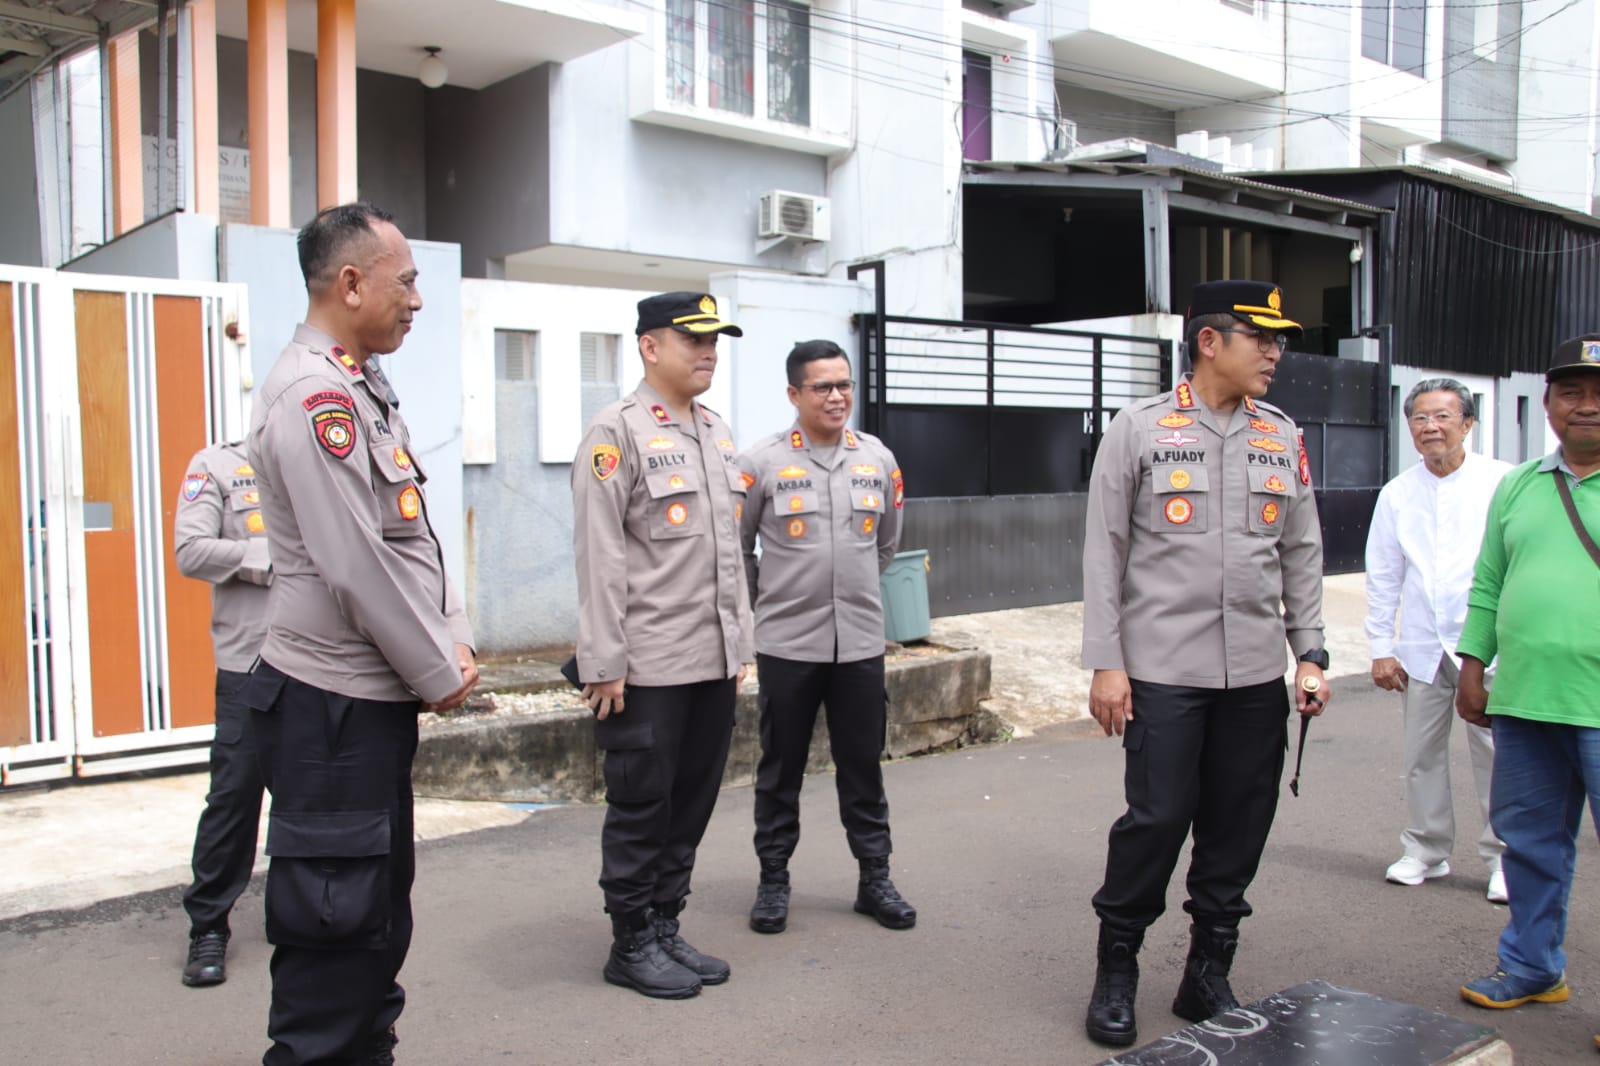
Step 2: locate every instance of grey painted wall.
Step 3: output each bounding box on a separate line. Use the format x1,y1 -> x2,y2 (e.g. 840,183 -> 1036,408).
219,223 -> 468,599
1442,0 -> 1521,161
546,46 -> 827,269
1053,83 -> 1176,148
424,65 -> 552,278
216,36 -> 427,234
61,212 -> 218,281
462,381 -> 578,654
0,89 -> 41,266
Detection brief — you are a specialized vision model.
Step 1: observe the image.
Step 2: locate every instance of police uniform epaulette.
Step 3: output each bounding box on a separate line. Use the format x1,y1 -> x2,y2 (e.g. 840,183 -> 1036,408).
698,402 -> 721,419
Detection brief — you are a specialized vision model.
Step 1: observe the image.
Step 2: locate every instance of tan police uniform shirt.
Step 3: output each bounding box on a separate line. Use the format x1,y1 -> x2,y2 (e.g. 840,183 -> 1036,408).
248,323 -> 473,703
572,380 -> 753,687
174,441 -> 272,671
738,424 -> 902,663
1081,377 -> 1325,688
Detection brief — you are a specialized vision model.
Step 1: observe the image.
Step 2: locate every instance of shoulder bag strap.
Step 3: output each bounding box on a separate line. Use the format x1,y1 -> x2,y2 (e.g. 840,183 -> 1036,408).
1552,468 -> 1600,570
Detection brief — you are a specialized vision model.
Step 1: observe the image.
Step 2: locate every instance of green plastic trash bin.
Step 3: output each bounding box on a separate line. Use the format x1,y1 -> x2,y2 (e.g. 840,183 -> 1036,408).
880,550 -> 931,643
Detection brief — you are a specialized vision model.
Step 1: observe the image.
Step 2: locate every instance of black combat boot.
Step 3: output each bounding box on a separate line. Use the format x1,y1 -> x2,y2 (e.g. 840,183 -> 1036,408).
1172,922 -> 1241,1023
181,929 -> 229,987
652,899 -> 730,985
366,1027 -> 398,1065
603,909 -> 701,999
1085,925 -> 1143,1047
749,859 -> 791,934
853,855 -> 916,929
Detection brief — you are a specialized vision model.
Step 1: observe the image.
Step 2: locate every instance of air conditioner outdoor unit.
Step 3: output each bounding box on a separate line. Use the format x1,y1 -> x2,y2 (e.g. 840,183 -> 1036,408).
759,190 -> 831,242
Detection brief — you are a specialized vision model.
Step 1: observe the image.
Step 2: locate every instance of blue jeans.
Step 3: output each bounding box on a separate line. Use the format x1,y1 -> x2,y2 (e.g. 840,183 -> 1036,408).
1490,714 -> 1600,982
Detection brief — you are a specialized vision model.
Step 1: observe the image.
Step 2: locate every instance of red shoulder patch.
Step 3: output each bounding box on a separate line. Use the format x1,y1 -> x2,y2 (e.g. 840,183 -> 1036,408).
302,390 -> 354,411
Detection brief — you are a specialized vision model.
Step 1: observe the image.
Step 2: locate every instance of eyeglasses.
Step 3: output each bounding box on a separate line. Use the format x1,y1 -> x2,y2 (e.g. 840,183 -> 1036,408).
1214,327 -> 1291,353
1407,412 -> 1464,428
800,380 -> 855,398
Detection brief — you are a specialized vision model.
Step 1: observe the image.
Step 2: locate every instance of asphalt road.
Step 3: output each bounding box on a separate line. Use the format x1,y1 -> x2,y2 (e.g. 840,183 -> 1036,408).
2,682 -> 1595,1065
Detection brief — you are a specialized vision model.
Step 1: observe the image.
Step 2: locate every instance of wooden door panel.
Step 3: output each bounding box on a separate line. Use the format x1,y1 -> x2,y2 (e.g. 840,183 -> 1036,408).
0,283 -> 31,747
154,296 -> 215,728
74,291 -> 144,738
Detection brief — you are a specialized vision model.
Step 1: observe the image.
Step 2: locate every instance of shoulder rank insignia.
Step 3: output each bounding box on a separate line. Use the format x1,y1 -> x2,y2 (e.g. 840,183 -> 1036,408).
1248,437 -> 1287,452
739,472 -> 756,490
778,465 -> 808,478
1175,382 -> 1196,409
1243,395 -> 1258,413
1249,418 -> 1279,434
332,346 -> 362,377
1157,412 -> 1194,429
790,430 -> 805,449
1297,430 -> 1312,486
181,473 -> 208,502
844,429 -> 858,448
591,444 -> 621,481
313,410 -> 356,459
1264,475 -> 1287,493
650,404 -> 671,424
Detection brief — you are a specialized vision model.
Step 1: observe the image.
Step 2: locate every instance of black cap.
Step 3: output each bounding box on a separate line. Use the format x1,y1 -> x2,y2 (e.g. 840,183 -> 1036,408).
1186,280 -> 1303,336
1546,334 -> 1600,381
635,292 -> 743,337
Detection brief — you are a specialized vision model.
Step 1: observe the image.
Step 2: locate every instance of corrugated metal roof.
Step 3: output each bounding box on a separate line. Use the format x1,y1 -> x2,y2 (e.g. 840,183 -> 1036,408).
964,159 -> 1387,221
1266,165 -> 1600,232
0,2 -> 154,102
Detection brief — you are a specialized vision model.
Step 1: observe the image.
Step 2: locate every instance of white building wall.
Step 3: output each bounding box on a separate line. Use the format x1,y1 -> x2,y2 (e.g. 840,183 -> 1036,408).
1509,0 -> 1600,212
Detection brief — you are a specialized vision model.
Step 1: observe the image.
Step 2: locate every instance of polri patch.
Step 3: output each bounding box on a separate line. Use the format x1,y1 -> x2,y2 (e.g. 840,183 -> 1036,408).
852,464 -> 879,476
592,444 -> 621,481
892,467 -> 904,509
788,495 -> 805,512
393,447 -> 412,470
778,466 -> 808,478
243,489 -> 260,504
863,516 -> 876,534
246,511 -> 265,533
1168,470 -> 1191,490
668,474 -> 686,490
1261,500 -> 1281,525
181,474 -> 208,502
301,390 -> 354,411
234,463 -> 255,476
1157,412 -> 1194,429
1249,418 -> 1279,434
1249,437 -> 1287,452
646,436 -> 676,451
787,517 -> 806,538
1164,497 -> 1194,524
666,502 -> 688,526
1264,475 -> 1287,492
314,410 -> 356,459
398,486 -> 421,521
1297,430 -> 1312,486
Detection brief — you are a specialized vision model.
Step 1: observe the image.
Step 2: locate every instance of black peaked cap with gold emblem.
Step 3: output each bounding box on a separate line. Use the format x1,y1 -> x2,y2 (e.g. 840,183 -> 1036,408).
1186,280 -> 1302,336
1546,333 -> 1600,381
635,291 -> 744,337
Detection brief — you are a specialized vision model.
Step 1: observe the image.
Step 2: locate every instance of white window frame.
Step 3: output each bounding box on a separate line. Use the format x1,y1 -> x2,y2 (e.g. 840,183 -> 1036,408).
631,0 -> 850,156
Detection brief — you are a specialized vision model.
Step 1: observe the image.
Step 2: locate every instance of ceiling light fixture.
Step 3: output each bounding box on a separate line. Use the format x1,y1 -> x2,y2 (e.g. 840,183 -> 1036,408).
418,46 -> 447,89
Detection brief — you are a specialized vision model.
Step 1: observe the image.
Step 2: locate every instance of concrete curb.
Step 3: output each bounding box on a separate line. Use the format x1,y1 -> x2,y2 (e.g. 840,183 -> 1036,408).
413,648 -> 994,804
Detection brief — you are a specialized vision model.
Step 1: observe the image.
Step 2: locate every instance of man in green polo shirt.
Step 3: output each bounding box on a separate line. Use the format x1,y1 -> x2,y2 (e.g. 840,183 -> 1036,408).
1455,333 -> 1600,1059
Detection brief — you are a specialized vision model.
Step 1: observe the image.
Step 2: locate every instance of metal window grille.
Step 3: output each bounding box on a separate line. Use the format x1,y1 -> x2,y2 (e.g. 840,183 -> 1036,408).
767,1 -> 810,125
709,0 -> 755,116
666,0 -> 696,104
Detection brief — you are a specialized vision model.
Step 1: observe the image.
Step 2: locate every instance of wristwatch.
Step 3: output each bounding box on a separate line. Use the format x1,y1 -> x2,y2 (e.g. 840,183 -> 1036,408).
1297,648 -> 1330,670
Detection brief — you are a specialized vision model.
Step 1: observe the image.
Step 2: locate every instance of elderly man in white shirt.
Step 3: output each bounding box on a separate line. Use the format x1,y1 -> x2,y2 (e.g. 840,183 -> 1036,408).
1365,378 -> 1513,903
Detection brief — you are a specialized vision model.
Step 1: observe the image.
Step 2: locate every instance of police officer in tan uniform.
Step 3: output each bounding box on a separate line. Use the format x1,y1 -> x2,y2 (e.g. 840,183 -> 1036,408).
175,440 -> 272,988
737,339 -> 915,935
244,203 -> 477,1066
571,291 -> 753,1000
1080,281 -> 1329,1048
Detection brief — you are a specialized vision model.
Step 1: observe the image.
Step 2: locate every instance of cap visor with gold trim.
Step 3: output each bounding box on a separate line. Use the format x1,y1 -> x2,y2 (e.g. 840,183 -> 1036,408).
636,291 -> 744,337
1187,280 -> 1303,336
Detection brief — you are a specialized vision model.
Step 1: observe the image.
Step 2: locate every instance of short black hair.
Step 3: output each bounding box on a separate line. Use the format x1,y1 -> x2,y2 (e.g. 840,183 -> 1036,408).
1183,312 -> 1239,363
786,339 -> 849,387
297,202 -> 395,288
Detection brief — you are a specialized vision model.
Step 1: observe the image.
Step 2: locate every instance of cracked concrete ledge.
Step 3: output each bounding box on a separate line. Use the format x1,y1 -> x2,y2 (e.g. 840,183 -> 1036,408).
412,646 -> 994,804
